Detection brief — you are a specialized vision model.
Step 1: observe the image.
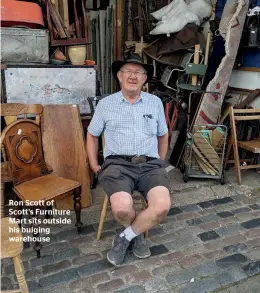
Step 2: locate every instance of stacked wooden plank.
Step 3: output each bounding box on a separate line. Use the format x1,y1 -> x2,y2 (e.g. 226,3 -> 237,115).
90,0 -> 118,94
189,127 -> 226,176
51,0 -> 69,30
47,0 -> 70,39
43,0 -> 89,46
42,105 -> 92,209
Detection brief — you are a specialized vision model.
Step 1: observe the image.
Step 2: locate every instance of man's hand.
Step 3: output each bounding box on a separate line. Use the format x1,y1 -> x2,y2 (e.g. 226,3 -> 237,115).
92,165 -> 101,175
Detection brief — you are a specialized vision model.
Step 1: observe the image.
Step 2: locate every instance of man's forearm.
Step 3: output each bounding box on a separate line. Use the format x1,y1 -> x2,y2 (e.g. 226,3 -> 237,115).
86,132 -> 100,169
158,132 -> 168,160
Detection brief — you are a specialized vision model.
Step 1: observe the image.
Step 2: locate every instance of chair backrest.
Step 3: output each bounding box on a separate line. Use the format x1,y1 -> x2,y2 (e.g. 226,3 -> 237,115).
231,108 -> 260,121
1,104 -> 47,185
2,120 -> 49,185
87,95 -> 109,116
185,63 -> 207,76
1,103 -> 43,126
229,107 -> 260,144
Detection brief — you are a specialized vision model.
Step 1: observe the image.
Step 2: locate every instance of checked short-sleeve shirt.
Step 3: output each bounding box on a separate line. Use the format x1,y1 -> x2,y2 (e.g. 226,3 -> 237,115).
87,91 -> 168,158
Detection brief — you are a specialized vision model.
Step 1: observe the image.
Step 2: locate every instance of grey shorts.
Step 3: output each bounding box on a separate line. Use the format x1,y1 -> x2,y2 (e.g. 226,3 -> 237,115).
98,156 -> 170,199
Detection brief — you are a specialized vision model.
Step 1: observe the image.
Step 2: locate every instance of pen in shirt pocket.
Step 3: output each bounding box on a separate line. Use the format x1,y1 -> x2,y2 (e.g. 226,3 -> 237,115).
143,114 -> 153,120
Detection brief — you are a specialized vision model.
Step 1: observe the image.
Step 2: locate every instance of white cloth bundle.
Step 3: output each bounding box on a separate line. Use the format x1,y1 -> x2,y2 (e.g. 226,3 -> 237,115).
150,0 -> 212,35
188,0 -> 212,22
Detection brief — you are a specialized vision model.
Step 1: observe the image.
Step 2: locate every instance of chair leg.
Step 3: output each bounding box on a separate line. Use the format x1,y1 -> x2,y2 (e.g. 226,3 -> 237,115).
230,107 -> 241,184
224,136 -> 232,169
100,193 -> 106,211
13,255 -> 29,293
97,194 -> 109,240
233,146 -> 241,184
14,194 -> 23,228
74,187 -> 83,234
31,207 -> 42,258
45,204 -> 53,219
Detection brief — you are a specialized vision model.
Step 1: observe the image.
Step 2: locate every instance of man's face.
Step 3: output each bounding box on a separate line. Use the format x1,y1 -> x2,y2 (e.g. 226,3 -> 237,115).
117,63 -> 147,93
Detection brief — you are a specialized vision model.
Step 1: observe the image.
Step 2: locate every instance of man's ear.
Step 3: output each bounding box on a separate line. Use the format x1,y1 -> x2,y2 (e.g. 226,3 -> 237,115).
142,74 -> 147,85
117,71 -> 122,83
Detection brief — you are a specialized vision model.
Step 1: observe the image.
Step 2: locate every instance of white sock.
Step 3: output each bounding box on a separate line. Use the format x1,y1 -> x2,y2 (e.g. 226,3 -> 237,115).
120,226 -> 139,242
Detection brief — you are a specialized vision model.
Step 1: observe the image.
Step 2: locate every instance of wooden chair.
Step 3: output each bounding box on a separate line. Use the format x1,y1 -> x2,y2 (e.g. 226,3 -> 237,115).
97,193 -> 148,240
1,103 -> 83,258
1,217 -> 29,293
225,107 -> 260,184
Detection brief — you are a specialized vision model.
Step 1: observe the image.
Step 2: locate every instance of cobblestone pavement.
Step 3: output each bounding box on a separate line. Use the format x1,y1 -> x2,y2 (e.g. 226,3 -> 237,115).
1,168 -> 260,293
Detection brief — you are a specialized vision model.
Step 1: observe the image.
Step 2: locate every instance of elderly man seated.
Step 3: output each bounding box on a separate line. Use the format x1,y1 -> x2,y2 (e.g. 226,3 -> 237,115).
87,53 -> 171,266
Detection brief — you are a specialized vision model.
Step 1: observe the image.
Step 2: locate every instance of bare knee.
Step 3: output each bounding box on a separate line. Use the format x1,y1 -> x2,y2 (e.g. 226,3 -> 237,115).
114,209 -> 131,221
147,187 -> 171,222
110,192 -> 134,221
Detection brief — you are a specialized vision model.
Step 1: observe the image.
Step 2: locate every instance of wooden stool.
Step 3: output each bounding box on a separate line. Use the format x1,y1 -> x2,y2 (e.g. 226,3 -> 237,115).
1,217 -> 29,293
97,193 -> 148,240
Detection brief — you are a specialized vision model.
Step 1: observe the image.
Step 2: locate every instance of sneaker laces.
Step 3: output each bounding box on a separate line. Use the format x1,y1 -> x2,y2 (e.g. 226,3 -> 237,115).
113,235 -> 129,256
134,234 -> 145,248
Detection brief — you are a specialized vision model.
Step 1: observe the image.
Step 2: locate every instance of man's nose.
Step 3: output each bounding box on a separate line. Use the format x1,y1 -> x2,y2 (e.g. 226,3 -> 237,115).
129,73 -> 137,79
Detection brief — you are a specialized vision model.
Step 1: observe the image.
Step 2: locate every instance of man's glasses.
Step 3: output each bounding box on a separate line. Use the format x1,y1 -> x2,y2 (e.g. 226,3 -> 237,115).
120,70 -> 147,77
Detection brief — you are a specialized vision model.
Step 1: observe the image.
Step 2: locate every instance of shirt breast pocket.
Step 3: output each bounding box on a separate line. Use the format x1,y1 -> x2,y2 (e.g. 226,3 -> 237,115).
145,118 -> 157,136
